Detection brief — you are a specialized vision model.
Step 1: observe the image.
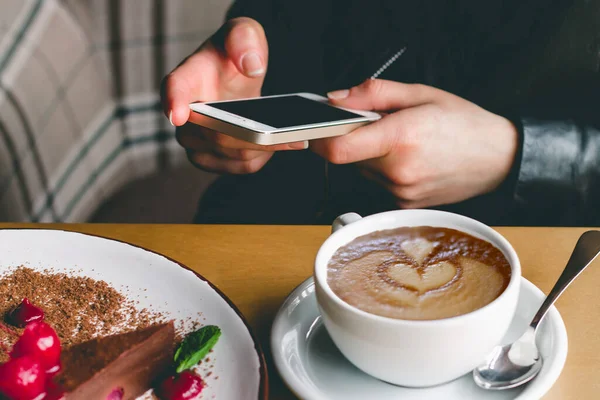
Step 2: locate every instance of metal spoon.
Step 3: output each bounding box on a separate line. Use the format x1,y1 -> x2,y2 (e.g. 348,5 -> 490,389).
473,230 -> 600,390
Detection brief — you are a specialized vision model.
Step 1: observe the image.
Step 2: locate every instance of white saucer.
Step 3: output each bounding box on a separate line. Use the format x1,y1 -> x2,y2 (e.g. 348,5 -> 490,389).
272,277 -> 567,400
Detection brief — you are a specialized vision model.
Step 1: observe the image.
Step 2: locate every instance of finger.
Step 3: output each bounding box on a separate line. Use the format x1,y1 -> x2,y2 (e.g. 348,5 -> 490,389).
360,168 -> 426,202
217,17 -> 269,78
178,132 -> 271,161
161,73 -> 190,127
310,112 -> 406,164
213,146 -> 270,161
327,79 -> 440,111
161,48 -> 220,126
201,129 -> 308,151
359,155 -> 421,187
176,123 -> 307,152
186,149 -> 272,174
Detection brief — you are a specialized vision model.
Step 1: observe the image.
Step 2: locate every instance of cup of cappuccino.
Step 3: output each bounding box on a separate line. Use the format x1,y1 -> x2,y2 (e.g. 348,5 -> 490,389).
314,210 -> 520,387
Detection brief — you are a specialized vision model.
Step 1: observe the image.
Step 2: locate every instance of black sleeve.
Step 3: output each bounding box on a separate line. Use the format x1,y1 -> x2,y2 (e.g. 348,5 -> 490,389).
507,71 -> 600,226
512,117 -> 600,226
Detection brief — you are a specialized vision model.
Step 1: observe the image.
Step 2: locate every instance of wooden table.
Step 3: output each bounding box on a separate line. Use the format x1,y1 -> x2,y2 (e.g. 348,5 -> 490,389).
2,224 -> 598,399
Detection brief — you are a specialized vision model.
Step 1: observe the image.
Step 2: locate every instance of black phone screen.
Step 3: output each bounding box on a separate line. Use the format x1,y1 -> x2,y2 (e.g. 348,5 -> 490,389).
207,95 -> 364,129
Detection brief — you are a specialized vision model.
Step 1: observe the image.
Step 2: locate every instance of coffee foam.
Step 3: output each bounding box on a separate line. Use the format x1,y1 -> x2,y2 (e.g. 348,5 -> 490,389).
327,227 -> 511,320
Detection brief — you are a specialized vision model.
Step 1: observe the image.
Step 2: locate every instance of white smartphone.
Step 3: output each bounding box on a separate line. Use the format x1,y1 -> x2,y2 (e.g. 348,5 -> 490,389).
188,93 -> 381,145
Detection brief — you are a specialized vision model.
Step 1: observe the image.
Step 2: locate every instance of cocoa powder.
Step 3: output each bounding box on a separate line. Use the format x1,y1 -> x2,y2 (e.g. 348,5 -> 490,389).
0,266 -> 165,362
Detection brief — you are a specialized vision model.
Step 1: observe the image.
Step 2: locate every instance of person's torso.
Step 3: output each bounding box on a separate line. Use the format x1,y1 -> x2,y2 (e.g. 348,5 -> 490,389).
230,0 -> 600,225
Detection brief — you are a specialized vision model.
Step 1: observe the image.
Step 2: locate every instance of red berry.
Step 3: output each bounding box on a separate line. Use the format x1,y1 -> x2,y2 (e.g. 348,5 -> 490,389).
0,355 -> 46,400
156,371 -> 204,400
10,321 -> 61,373
8,299 -> 44,328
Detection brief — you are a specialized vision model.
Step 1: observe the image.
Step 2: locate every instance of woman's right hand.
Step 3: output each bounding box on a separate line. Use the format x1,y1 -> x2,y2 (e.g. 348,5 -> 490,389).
161,17 -> 306,174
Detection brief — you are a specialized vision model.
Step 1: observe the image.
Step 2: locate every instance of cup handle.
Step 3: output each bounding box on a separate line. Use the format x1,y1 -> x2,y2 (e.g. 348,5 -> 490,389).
331,212 -> 363,234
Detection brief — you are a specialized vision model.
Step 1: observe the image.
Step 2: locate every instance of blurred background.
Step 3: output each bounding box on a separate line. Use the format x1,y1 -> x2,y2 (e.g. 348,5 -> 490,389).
0,0 -> 232,223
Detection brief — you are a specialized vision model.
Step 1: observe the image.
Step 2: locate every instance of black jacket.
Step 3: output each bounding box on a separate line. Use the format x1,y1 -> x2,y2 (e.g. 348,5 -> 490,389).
196,0 -> 600,226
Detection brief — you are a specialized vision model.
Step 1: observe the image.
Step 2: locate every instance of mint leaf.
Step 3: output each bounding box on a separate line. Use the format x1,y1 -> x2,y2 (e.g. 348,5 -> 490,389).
174,325 -> 221,373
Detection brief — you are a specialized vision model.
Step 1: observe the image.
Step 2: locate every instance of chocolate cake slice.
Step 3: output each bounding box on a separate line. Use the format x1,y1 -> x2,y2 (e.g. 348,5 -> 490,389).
56,322 -> 174,400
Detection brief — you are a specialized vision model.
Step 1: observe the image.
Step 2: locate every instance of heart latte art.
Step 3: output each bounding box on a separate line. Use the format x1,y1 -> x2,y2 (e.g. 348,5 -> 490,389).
327,227 -> 511,320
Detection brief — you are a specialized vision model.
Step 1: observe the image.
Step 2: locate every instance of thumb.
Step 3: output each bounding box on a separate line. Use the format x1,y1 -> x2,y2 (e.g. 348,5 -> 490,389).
327,79 -> 439,111
215,17 -> 269,79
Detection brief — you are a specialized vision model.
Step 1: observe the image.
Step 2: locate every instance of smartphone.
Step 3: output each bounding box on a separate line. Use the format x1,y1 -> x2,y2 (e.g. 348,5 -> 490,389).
188,93 -> 381,145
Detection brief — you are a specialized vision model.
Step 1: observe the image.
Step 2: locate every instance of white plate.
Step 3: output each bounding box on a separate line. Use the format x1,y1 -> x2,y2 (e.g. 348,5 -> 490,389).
0,229 -> 267,400
272,277 -> 567,400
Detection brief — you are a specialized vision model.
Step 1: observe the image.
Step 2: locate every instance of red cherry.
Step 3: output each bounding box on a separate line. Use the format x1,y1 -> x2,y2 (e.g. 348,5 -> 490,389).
8,299 -> 45,328
0,355 -> 46,400
10,322 -> 61,373
156,371 -> 204,400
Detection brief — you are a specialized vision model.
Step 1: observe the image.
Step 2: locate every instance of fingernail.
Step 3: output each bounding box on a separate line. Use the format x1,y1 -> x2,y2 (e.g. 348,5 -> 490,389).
168,110 -> 174,126
327,89 -> 349,100
289,140 -> 309,150
241,52 -> 265,77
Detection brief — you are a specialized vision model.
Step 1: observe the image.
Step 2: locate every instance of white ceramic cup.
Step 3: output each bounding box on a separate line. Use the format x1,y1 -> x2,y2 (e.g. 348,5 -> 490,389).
314,209 -> 521,387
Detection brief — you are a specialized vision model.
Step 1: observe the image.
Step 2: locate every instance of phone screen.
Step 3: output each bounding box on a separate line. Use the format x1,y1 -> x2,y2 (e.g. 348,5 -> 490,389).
207,95 -> 364,128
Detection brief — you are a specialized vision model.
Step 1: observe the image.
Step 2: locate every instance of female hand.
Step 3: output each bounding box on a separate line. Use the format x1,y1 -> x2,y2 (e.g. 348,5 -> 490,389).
161,17 -> 305,174
310,79 -> 518,208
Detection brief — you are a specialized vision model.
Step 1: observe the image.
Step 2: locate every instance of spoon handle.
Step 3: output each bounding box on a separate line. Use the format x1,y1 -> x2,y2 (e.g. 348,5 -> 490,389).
530,230 -> 600,330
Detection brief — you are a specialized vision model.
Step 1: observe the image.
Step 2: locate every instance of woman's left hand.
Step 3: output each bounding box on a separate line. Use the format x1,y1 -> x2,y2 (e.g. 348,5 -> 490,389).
310,79 -> 519,209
